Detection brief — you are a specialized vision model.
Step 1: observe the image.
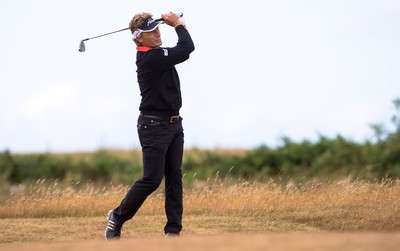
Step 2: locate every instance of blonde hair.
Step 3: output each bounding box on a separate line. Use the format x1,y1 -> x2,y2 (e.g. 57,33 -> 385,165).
129,12 -> 153,46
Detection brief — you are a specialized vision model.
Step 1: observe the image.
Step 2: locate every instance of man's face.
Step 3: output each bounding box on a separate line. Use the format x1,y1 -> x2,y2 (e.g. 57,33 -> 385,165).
138,28 -> 162,48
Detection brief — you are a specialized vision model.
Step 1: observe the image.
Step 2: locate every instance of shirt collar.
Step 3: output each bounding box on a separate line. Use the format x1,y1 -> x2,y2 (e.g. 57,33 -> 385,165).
136,46 -> 154,52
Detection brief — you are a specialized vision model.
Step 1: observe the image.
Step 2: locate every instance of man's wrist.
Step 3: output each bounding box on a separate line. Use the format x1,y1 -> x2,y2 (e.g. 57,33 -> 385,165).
172,21 -> 182,28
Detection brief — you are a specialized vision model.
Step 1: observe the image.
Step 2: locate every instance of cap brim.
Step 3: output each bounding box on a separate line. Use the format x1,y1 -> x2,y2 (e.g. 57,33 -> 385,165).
141,21 -> 162,33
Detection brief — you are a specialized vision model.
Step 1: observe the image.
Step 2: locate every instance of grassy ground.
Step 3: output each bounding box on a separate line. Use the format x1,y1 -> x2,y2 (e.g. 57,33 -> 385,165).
1,178 -> 400,248
2,233 -> 400,251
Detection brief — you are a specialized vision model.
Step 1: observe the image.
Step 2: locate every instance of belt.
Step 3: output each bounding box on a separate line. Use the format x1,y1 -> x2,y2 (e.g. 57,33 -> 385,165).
141,114 -> 181,124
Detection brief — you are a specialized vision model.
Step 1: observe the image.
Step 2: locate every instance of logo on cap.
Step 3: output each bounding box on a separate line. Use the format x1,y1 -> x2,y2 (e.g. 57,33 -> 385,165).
147,18 -> 154,27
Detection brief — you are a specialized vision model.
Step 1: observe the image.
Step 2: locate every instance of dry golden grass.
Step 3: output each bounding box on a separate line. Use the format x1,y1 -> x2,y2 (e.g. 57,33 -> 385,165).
1,178 -> 400,247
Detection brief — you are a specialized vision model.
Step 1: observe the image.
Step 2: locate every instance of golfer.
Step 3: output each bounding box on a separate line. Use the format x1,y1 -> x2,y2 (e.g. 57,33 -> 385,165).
105,11 -> 195,240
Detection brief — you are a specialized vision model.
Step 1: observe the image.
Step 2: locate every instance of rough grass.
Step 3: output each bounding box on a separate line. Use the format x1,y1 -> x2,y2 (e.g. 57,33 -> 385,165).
1,178 -> 400,247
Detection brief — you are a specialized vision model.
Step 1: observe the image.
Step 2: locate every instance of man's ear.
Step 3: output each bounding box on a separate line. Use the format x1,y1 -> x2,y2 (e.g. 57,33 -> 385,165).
135,36 -> 143,43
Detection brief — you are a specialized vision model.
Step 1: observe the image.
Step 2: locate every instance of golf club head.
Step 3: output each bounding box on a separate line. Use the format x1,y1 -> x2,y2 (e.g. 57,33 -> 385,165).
79,40 -> 86,52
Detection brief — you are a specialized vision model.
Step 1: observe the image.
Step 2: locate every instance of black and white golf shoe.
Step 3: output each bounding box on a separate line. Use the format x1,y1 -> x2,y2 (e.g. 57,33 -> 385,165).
105,210 -> 123,240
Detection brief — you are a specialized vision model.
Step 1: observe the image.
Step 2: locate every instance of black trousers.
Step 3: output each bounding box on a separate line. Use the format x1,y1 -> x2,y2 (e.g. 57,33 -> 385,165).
114,115 -> 184,234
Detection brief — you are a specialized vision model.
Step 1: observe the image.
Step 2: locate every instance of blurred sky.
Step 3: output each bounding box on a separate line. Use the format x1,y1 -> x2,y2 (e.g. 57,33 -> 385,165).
0,0 -> 399,153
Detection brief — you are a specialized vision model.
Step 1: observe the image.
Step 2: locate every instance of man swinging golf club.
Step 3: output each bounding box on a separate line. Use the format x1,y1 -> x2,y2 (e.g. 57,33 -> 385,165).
105,11 -> 195,240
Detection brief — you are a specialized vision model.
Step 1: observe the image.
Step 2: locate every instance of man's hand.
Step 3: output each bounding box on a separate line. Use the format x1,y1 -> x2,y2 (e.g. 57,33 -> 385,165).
161,12 -> 182,28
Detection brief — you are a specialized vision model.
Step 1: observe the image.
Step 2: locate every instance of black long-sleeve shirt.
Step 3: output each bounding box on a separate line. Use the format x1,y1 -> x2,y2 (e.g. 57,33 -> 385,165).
136,25 -> 195,116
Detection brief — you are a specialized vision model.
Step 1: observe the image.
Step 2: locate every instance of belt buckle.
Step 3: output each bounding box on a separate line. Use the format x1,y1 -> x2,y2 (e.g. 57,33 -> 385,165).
169,116 -> 179,123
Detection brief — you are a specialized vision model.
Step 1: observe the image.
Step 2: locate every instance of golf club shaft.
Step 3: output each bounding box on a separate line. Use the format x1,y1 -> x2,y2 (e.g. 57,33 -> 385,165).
82,28 -> 128,42
83,17 -> 163,42
79,13 -> 183,52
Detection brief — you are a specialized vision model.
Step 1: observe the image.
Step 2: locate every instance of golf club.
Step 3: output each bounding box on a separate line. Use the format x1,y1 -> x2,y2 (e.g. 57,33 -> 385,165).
79,13 -> 183,52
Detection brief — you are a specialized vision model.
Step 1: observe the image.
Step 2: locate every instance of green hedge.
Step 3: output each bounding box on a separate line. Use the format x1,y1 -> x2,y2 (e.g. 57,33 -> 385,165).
0,150 -> 142,185
1,133 -> 399,185
1,98 -> 399,185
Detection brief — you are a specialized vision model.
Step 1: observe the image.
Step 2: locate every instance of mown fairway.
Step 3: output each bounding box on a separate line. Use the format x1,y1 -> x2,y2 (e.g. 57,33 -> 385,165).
1,179 -> 399,250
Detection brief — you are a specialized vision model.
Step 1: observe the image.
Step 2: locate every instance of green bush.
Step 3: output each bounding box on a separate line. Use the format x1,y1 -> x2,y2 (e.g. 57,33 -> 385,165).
1,98 -> 399,184
1,132 -> 400,185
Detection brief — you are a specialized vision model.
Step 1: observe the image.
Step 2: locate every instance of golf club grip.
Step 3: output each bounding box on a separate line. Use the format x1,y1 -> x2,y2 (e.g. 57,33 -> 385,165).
154,12 -> 183,23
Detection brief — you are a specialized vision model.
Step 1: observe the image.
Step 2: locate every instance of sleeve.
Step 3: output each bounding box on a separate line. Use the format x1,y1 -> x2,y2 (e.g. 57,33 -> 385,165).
146,25 -> 195,69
